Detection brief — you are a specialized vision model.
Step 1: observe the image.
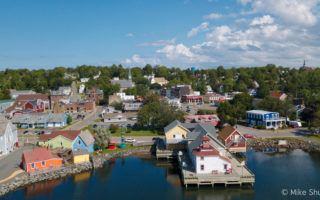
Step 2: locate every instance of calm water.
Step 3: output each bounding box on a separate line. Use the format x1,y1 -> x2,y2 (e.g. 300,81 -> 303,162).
2,150 -> 320,200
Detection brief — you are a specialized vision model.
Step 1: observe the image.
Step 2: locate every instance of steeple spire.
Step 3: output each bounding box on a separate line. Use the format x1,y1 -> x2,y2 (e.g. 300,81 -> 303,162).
128,68 -> 132,80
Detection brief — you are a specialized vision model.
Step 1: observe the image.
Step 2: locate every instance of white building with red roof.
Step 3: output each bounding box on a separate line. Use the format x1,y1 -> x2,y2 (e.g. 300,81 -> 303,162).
189,135 -> 231,174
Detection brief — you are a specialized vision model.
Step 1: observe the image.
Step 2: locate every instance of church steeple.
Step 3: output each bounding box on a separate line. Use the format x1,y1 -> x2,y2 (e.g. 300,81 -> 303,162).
128,68 -> 132,80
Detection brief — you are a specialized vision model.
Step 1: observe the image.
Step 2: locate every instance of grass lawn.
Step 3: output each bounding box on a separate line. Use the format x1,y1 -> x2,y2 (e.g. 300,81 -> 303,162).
111,129 -> 163,137
306,134 -> 320,141
96,144 -> 147,154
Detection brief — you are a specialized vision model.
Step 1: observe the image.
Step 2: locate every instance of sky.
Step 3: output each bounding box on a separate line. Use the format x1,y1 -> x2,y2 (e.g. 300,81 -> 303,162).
0,0 -> 320,69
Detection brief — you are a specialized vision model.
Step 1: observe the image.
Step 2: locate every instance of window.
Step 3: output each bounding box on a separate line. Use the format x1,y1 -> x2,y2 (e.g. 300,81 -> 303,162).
173,134 -> 176,138
224,164 -> 228,170
31,163 -> 35,169
200,165 -> 204,171
41,161 -> 45,166
200,156 -> 204,161
78,140 -> 81,145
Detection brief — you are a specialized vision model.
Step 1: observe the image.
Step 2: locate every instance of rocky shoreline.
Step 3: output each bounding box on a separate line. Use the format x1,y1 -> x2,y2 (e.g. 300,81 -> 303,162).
248,138 -> 320,152
0,146 -> 152,197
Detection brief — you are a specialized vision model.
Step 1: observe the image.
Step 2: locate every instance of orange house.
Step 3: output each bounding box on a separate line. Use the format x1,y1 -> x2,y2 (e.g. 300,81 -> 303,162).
22,147 -> 63,173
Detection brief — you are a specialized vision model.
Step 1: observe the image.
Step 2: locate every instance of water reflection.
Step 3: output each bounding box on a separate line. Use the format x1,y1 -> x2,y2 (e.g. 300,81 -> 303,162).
3,151 -> 320,200
25,179 -> 62,198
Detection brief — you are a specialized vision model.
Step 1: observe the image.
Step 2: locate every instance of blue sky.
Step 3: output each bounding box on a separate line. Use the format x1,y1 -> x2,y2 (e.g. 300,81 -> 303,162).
0,0 -> 319,68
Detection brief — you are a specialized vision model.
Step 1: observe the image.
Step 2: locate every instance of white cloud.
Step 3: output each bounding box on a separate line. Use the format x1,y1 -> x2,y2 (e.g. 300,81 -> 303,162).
140,38 -> 176,47
250,15 -> 274,26
124,54 -> 160,65
126,33 -> 134,37
157,43 -> 210,63
204,12 -> 222,20
251,0 -> 318,26
187,22 -> 209,38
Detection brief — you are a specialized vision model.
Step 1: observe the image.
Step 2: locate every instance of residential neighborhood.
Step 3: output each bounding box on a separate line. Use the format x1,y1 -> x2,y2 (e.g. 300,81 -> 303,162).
0,0 -> 320,199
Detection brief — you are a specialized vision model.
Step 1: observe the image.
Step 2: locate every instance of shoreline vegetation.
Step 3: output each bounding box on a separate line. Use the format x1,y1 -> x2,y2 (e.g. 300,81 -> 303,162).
1,138 -> 320,197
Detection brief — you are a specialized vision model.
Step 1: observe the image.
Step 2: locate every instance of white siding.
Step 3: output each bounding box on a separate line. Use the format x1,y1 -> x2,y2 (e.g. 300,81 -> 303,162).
195,155 -> 231,174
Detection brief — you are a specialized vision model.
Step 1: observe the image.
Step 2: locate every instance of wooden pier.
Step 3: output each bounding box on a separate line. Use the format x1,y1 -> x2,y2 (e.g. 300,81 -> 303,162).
178,153 -> 255,188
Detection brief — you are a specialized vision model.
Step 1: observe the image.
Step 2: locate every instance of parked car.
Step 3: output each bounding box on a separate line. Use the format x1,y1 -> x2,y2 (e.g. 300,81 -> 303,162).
124,138 -> 136,143
244,134 -> 255,139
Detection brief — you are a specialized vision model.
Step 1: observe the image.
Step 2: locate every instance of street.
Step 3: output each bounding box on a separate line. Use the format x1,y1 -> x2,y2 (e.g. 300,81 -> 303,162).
236,124 -> 310,138
0,144 -> 34,181
64,106 -> 103,130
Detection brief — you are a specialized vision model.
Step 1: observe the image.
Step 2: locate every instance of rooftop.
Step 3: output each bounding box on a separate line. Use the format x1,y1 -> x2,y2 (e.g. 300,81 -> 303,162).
23,147 -> 61,163
246,110 -> 278,115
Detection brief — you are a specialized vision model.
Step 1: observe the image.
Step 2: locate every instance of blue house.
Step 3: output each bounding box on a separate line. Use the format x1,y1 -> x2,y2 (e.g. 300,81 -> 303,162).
246,110 -> 285,129
72,130 -> 95,153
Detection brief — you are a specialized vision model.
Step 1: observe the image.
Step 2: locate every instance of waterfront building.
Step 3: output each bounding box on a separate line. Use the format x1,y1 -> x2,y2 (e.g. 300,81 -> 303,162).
184,114 -> 220,126
218,126 -> 246,153
0,117 -> 18,156
246,110 -> 286,129
22,147 -> 63,173
73,150 -> 90,164
164,120 -> 190,145
38,130 -> 95,153
189,135 -> 232,174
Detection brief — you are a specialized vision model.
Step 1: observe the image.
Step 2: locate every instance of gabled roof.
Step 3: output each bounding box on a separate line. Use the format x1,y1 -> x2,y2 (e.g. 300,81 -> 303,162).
23,147 -> 61,163
16,94 -> 49,101
39,130 -> 81,141
164,120 -> 190,133
111,79 -> 134,88
79,130 -> 95,146
187,123 -> 217,141
219,126 -> 237,141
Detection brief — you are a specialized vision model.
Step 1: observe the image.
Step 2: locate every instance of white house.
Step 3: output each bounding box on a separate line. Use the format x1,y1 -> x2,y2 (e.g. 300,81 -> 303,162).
0,117 -> 18,156
79,84 -> 85,94
189,135 -> 231,174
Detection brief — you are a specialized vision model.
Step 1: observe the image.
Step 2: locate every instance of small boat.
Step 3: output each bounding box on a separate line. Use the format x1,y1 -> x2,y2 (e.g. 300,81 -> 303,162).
118,143 -> 126,149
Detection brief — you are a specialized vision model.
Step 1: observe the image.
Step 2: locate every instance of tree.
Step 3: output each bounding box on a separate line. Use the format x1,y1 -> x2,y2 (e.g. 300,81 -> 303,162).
94,128 -> 111,150
66,115 -> 72,125
137,94 -> 185,131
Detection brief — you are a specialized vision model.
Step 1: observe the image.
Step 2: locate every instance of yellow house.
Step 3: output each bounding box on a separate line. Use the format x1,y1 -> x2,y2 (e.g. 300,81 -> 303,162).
73,150 -> 90,164
164,120 -> 190,144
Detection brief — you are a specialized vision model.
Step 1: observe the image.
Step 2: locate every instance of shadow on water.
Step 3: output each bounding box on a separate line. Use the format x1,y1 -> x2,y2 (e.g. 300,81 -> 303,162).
2,150 -> 320,200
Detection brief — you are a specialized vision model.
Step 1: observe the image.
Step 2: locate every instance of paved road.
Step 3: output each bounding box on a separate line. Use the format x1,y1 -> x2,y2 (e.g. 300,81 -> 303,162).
64,106 -> 103,130
0,144 -> 34,180
236,125 -> 310,138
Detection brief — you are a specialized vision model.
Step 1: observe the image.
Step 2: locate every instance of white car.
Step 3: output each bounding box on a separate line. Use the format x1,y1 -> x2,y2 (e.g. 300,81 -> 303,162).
124,138 -> 136,143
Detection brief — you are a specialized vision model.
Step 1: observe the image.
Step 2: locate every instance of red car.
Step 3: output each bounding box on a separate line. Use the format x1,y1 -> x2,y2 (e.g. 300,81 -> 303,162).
244,134 -> 255,139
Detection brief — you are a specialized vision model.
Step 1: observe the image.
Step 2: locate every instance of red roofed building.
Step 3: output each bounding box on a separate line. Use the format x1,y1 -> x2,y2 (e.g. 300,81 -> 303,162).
181,95 -> 203,104
218,126 -> 246,153
22,147 -> 63,173
191,135 -> 231,174
184,114 -> 220,126
6,94 -> 50,117
270,91 -> 287,101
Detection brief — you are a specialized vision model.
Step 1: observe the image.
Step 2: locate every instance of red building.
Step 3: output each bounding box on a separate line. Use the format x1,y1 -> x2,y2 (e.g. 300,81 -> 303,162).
6,94 -> 50,117
184,114 -> 220,126
218,126 -> 246,153
22,147 -> 63,173
181,95 -> 203,104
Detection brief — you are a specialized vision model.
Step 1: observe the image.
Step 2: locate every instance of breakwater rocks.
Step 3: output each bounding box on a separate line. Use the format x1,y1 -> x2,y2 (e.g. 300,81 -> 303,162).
0,162 -> 92,197
248,138 -> 320,152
